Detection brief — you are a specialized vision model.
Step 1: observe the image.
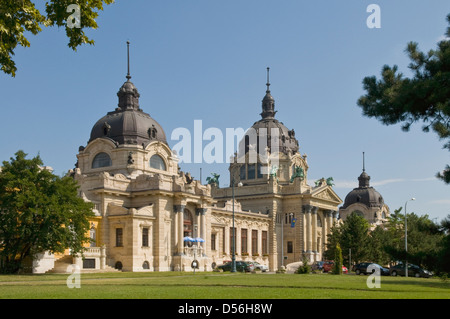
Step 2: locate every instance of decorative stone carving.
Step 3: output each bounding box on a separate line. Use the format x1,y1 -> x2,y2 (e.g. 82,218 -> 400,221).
127,152 -> 134,164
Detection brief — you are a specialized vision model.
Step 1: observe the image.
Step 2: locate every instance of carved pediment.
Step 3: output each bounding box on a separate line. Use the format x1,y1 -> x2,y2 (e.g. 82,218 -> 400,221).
312,187 -> 342,204
136,205 -> 154,217
211,215 -> 227,226
107,203 -> 128,216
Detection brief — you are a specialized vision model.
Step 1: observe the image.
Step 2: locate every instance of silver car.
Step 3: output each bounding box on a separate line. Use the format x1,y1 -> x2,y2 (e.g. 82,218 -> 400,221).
251,261 -> 269,272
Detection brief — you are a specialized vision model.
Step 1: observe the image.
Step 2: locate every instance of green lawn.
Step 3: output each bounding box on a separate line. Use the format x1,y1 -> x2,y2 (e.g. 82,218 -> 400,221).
0,272 -> 448,299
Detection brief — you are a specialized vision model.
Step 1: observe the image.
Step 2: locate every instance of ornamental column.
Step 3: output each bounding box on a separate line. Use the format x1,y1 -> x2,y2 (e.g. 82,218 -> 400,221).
332,211 -> 337,226
327,210 -> 333,232
323,210 -> 332,245
302,205 -> 312,253
196,208 -> 207,255
174,205 -> 185,255
312,206 -> 318,258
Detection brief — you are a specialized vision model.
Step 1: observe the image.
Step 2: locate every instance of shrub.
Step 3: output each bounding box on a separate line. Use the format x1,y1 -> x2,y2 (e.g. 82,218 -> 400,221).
296,256 -> 311,274
333,244 -> 343,275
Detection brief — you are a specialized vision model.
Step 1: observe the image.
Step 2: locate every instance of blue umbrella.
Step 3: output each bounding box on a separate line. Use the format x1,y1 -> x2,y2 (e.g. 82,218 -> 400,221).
193,237 -> 205,243
183,236 -> 194,242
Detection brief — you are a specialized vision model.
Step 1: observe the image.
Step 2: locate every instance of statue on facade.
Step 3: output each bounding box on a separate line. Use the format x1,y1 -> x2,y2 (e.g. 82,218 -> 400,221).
185,172 -> 194,184
290,165 -> 304,183
127,151 -> 134,164
206,173 -> 220,187
315,177 -> 326,187
269,165 -> 278,178
326,177 -> 334,187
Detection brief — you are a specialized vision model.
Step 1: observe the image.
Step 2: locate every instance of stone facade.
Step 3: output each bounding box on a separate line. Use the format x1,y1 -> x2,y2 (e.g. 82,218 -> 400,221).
40,67 -> 343,273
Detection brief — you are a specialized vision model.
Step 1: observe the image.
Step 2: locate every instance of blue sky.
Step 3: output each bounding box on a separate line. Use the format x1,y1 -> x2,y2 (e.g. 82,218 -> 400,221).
1,0 -> 450,221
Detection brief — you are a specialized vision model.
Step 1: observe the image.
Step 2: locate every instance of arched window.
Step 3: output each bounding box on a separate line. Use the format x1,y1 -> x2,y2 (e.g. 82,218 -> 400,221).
352,210 -> 364,218
317,216 -> 322,227
115,261 -> 123,270
142,261 -> 150,269
92,152 -> 112,168
150,154 -> 166,170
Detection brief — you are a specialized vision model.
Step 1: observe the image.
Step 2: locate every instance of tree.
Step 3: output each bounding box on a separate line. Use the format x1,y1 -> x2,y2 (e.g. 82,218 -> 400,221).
0,0 -> 114,77
339,212 -> 370,265
437,214 -> 450,274
383,208 -> 444,271
0,151 -> 94,273
357,13 -> 450,184
366,225 -> 391,265
324,223 -> 342,261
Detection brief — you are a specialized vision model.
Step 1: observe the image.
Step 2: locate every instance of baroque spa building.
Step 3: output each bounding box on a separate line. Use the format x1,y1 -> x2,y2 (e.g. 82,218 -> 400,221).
32,59 -> 342,273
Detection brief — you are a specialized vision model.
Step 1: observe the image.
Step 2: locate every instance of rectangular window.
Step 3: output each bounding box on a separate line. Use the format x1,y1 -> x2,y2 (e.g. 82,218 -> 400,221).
142,228 -> 149,247
240,165 -> 246,180
230,227 -> 236,255
247,164 -> 256,179
257,163 -> 263,178
252,230 -> 258,255
285,213 -> 294,224
241,229 -> 248,254
211,233 -> 216,251
262,231 -> 268,255
287,241 -> 293,254
83,259 -> 96,269
116,228 -> 123,247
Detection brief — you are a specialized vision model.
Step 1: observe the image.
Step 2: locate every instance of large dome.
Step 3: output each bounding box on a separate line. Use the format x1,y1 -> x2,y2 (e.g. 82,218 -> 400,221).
248,118 -> 299,155
342,171 -> 385,209
239,68 -> 299,156
89,79 -> 167,146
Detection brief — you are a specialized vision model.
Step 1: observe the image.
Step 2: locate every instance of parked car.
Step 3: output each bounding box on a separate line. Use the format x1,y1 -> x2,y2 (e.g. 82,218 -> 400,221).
322,261 -> 348,274
353,262 -> 390,276
312,261 -> 324,271
322,261 -> 334,272
217,261 -> 254,272
389,263 -> 432,278
249,261 -> 268,272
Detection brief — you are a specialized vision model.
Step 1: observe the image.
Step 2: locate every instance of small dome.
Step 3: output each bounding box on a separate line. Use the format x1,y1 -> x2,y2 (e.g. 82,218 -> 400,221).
342,171 -> 384,209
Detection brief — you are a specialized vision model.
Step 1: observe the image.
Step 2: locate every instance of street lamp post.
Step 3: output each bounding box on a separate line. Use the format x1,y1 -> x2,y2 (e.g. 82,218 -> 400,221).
231,177 -> 236,273
404,197 -> 415,278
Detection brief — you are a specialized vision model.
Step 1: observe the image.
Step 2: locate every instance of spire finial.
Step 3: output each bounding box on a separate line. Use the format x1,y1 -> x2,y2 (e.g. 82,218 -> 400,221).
266,67 -> 270,93
362,151 -> 365,172
126,41 -> 131,81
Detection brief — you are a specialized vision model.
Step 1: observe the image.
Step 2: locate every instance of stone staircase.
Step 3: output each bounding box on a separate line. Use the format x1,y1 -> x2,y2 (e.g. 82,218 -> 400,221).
46,255 -> 121,274
46,255 -> 74,274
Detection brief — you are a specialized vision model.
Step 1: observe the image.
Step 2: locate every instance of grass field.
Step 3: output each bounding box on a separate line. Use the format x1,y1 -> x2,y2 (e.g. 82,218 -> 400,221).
0,272 -> 449,299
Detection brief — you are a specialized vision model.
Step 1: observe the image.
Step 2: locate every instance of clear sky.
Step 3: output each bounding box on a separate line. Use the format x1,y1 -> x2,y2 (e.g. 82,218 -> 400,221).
1,0 -> 450,222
